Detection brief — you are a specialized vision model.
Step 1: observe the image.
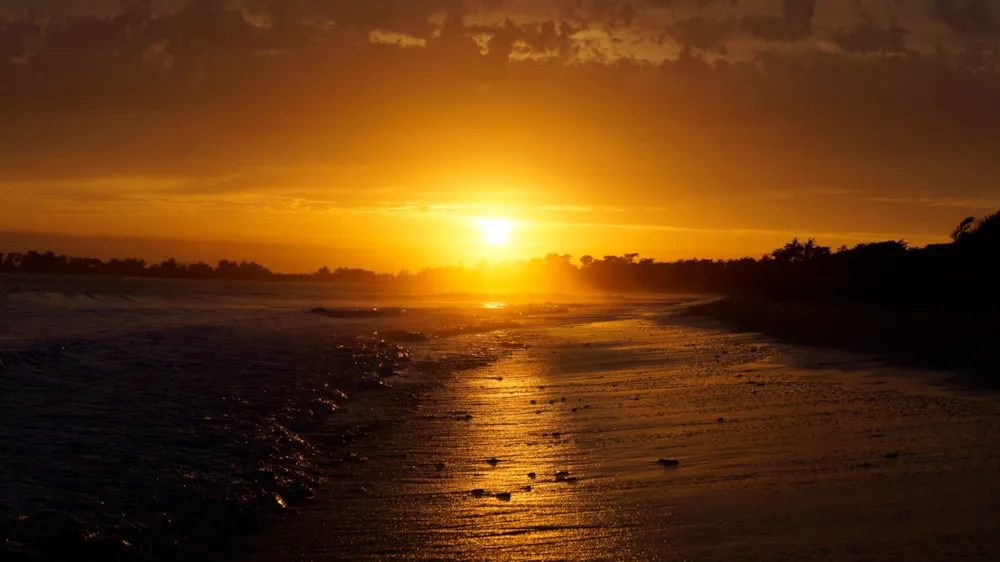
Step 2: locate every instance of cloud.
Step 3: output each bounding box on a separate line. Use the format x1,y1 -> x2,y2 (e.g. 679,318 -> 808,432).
740,0 -> 817,42
536,219 -> 939,246
539,205 -> 593,212
369,29 -> 428,48
667,16 -> 737,52
932,0 -> 996,37
1,0 -> 999,210
867,196 -> 1000,210
834,24 -> 908,54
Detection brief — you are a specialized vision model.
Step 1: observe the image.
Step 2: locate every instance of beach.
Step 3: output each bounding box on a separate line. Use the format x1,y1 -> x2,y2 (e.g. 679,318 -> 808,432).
4,279 -> 1000,560
241,301 -> 1000,561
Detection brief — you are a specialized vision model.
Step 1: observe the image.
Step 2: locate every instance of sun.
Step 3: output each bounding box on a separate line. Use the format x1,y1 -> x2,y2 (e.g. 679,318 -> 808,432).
479,218 -> 513,245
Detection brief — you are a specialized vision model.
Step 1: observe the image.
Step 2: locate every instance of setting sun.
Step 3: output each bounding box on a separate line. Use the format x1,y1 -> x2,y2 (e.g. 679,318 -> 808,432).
479,218 -> 513,245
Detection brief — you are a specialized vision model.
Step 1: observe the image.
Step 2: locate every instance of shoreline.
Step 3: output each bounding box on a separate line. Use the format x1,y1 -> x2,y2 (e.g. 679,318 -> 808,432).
0,298 -> 524,561
8,291 -> 1000,561
236,305 -> 1000,561
683,296 -> 1000,386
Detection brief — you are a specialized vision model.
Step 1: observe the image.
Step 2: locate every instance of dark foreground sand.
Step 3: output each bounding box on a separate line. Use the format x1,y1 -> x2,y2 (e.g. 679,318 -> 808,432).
238,304 -> 1000,561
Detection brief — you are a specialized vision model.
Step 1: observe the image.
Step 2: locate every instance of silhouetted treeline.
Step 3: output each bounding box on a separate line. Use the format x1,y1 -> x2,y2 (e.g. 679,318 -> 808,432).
0,252 -> 278,282
2,213 -> 998,308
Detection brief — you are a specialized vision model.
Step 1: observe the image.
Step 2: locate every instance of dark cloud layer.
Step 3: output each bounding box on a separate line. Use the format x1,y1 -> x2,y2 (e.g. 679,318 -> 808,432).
0,0 -> 999,199
933,0 -> 996,36
741,0 -> 817,42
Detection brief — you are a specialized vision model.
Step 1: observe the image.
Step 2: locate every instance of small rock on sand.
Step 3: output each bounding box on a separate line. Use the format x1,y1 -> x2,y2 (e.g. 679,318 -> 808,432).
657,459 -> 680,467
471,489 -> 485,498
527,472 -> 536,479
495,492 -> 512,502
486,458 -> 500,466
555,471 -> 570,480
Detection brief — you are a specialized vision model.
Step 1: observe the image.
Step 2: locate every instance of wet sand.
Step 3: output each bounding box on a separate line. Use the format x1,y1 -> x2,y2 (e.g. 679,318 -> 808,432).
241,304 -> 1000,561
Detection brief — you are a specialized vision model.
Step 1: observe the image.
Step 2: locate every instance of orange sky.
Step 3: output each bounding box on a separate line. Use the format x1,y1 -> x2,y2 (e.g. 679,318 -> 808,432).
2,0 -> 1000,272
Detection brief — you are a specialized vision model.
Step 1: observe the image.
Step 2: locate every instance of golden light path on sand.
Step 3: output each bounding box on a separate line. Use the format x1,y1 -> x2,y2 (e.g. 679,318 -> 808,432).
241,302 -> 1000,561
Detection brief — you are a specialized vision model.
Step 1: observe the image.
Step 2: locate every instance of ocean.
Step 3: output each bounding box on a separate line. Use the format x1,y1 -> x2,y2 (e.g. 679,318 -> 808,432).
5,276 -> 1000,561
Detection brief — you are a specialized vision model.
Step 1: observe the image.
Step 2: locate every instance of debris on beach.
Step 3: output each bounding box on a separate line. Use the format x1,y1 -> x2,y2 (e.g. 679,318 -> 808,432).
884,452 -> 900,459
527,472 -> 536,479
657,459 -> 680,467
309,307 -> 407,319
495,492 -> 512,502
471,489 -> 486,498
555,471 -> 570,481
486,458 -> 501,466
376,330 -> 430,343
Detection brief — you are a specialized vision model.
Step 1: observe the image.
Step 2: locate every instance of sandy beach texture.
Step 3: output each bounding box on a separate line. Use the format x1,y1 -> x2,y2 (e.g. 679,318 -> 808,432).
240,302 -> 1000,561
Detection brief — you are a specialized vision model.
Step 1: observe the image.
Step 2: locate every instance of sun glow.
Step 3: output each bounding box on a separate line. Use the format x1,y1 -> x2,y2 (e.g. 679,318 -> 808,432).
479,218 -> 513,245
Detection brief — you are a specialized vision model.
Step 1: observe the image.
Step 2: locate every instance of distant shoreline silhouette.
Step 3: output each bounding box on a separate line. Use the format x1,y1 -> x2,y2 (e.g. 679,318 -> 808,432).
1,213 -> 997,306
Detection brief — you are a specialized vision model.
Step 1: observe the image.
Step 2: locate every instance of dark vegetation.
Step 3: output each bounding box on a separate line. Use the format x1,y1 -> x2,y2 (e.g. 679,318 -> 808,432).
2,213 -> 998,306
682,213 -> 1000,378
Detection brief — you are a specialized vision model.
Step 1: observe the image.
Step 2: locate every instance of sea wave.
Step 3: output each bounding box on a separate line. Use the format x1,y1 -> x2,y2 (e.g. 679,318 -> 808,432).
0,316 -> 421,561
